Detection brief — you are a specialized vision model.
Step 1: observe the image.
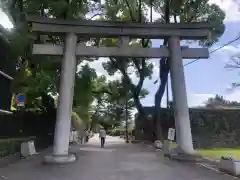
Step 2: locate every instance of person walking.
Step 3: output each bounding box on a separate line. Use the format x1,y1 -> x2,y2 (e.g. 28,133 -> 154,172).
80,129 -> 87,144
85,129 -> 89,143
99,128 -> 106,148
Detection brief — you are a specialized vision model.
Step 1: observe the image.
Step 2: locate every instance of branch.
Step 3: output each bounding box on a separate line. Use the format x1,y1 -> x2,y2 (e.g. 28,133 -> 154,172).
124,0 -> 136,21
138,0 -> 142,22
109,57 -> 126,74
150,0 -> 153,22
132,58 -> 145,95
174,14 -> 177,23
164,0 -> 170,23
88,13 -> 103,20
135,72 -> 144,95
18,0 -> 23,12
92,90 -> 112,95
187,0 -> 201,22
9,0 -> 18,10
133,59 -> 141,72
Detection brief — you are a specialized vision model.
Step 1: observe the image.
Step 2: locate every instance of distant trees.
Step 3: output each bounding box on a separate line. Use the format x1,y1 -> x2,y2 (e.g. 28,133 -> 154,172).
204,94 -> 240,108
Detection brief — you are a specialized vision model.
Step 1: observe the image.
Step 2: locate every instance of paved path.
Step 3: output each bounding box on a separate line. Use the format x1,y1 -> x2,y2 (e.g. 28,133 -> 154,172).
0,135 -> 238,180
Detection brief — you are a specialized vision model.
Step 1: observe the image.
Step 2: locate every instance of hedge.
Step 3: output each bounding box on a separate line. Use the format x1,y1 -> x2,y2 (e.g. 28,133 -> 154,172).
0,138 -> 30,158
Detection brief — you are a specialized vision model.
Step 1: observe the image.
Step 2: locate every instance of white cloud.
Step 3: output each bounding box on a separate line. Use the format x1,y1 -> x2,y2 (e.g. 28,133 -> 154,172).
188,93 -> 215,107
79,57 -> 123,81
207,45 -> 240,64
225,90 -> 240,101
188,90 -> 240,107
222,45 -> 240,52
146,7 -> 161,22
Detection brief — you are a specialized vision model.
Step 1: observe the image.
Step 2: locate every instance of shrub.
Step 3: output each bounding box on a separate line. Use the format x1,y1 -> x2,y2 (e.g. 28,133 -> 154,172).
71,111 -> 86,131
0,138 -> 29,158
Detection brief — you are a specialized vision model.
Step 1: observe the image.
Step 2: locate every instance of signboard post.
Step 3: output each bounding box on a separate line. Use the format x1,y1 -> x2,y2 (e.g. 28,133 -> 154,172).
168,128 -> 175,141
16,93 -> 25,108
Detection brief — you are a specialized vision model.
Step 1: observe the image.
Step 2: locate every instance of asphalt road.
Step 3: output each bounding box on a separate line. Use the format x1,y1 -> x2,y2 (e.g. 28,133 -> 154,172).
0,135 -> 238,180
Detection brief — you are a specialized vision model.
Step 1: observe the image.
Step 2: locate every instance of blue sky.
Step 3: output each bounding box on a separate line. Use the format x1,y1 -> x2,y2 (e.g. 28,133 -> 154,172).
142,20 -> 240,107
1,0 -> 240,108
90,0 -> 240,107
93,0 -> 240,107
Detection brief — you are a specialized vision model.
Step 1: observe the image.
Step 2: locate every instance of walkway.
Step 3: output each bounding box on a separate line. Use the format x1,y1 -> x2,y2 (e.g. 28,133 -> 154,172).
0,135 -> 238,180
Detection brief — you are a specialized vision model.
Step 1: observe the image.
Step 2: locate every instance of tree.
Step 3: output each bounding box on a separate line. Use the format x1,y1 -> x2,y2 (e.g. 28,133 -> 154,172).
73,64 -> 98,122
152,0 -> 225,141
6,0 -> 225,141
6,0 -> 98,113
205,94 -> 240,108
205,94 -> 226,108
92,0 -> 154,123
91,78 -> 148,130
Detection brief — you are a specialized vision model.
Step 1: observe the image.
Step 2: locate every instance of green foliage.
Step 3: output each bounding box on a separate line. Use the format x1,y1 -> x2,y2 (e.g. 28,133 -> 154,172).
97,0 -> 154,119
5,0 -> 101,113
153,0 -> 225,46
71,111 -> 87,130
5,0 -> 226,131
91,77 -> 148,128
205,94 -> 240,109
72,111 -> 82,122
0,138 -> 31,157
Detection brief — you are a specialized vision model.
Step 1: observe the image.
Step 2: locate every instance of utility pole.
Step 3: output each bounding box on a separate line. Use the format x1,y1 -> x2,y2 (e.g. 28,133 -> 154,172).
125,97 -> 129,143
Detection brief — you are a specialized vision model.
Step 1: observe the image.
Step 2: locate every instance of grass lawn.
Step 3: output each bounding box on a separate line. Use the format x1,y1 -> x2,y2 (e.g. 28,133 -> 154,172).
167,141 -> 240,159
197,148 -> 240,159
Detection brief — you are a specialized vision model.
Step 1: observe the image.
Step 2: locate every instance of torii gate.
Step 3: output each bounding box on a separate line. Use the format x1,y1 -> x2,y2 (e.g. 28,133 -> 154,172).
27,16 -> 212,164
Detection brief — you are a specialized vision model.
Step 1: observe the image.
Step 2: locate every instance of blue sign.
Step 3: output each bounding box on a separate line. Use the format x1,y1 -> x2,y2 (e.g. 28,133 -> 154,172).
17,94 -> 24,102
16,94 -> 25,107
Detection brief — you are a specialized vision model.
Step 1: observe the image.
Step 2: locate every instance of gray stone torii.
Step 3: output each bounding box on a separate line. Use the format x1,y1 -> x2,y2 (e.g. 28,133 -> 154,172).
27,16 -> 212,164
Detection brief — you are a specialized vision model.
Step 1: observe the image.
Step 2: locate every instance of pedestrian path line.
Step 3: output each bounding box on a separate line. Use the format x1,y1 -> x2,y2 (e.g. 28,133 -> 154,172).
197,163 -> 238,179
79,147 -> 116,152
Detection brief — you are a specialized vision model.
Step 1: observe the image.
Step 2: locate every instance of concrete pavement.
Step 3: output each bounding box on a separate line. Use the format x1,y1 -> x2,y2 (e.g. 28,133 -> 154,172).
0,135 -> 238,180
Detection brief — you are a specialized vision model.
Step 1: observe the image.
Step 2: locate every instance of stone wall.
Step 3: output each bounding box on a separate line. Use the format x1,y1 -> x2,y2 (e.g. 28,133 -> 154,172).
135,107 -> 240,148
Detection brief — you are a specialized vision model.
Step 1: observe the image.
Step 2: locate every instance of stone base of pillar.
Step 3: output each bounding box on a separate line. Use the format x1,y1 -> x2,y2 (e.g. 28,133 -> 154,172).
169,147 -> 202,162
43,154 -> 76,164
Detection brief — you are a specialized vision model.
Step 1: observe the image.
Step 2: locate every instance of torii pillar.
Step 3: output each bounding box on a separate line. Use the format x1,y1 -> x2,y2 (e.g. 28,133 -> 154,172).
169,36 -> 194,154
44,32 -> 78,163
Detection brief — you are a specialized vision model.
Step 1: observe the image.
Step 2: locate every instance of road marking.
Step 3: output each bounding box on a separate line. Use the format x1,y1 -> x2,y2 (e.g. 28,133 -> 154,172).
197,163 -> 220,172
80,147 -> 116,152
197,163 -> 238,179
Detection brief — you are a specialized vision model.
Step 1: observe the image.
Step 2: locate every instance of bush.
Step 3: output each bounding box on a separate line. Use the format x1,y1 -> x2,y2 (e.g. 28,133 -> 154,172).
71,111 -> 86,131
0,138 -> 30,158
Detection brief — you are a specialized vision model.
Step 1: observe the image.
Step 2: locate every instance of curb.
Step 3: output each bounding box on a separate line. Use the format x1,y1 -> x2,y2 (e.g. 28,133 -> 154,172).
201,157 -> 220,165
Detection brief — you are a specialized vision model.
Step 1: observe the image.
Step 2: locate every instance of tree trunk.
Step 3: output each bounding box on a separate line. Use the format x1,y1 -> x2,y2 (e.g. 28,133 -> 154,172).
153,0 -> 170,143
132,90 -> 148,139
132,91 -> 146,119
153,68 -> 169,142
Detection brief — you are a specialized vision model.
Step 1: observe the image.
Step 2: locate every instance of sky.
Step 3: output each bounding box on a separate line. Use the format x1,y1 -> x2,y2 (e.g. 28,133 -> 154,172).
87,0 -> 240,108
1,0 -> 240,108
